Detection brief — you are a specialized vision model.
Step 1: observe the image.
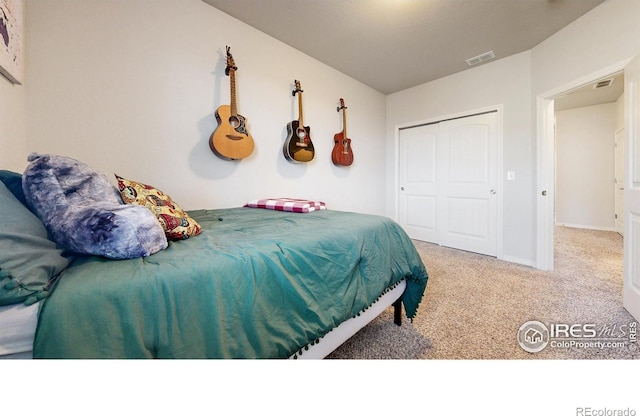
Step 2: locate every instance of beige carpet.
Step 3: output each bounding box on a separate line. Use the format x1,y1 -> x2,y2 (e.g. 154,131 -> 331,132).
327,226 -> 640,359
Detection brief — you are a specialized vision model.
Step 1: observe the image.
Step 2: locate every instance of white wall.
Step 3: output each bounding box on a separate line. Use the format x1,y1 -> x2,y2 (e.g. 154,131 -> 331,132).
23,0 -> 387,214
616,91 -> 625,131
0,0 -> 26,172
386,51 -> 534,265
555,103 -> 617,230
532,0 -> 640,98
0,77 -> 26,172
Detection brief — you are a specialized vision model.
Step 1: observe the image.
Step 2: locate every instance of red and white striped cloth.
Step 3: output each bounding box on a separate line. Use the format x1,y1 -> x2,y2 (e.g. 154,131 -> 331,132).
244,198 -> 327,213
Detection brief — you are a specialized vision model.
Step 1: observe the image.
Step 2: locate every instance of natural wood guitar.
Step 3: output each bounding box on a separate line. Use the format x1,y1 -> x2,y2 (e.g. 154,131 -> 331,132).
283,80 -> 315,163
210,46 -> 255,160
332,98 -> 354,166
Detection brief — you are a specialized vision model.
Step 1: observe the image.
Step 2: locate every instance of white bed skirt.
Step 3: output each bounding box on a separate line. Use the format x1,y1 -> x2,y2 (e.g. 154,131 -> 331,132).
290,279 -> 406,359
0,302 -> 39,359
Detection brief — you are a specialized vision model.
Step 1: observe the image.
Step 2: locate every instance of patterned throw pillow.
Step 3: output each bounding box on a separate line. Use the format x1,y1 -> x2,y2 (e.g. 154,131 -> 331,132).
115,175 -> 202,241
244,198 -> 326,213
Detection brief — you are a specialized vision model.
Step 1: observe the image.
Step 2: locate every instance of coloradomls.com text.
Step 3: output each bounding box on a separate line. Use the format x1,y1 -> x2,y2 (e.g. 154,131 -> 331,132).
576,408 -> 636,416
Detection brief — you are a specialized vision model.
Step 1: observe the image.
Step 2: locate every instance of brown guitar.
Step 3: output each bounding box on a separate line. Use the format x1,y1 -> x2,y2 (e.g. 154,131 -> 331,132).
332,98 -> 354,166
210,46 -> 255,160
283,80 -> 315,163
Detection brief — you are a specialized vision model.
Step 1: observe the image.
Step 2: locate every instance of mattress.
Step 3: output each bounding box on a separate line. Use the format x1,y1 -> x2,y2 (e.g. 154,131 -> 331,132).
0,302 -> 39,358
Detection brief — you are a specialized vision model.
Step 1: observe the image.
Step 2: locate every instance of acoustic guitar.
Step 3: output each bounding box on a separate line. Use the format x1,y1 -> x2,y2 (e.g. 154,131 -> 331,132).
332,98 -> 354,166
283,80 -> 315,163
210,46 -> 255,160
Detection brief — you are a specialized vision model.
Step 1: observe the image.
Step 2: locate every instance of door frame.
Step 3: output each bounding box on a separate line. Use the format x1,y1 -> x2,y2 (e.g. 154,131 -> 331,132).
536,58 -> 632,270
615,127 -> 626,235
394,104 -> 504,259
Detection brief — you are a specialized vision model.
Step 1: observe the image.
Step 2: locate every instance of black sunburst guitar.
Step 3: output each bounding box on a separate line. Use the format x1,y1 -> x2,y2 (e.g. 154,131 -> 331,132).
283,80 -> 315,163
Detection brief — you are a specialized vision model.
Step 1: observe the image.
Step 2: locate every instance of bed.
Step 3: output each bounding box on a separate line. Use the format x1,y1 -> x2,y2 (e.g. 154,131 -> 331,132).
0,155 -> 428,359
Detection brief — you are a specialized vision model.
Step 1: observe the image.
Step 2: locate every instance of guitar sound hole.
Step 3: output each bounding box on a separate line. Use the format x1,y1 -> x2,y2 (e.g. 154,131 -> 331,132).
296,128 -> 307,139
229,116 -> 240,129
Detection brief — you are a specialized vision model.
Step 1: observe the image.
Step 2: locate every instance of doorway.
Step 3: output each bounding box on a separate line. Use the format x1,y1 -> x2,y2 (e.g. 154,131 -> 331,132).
536,62 -> 629,271
538,56 -> 640,323
554,72 -> 623,232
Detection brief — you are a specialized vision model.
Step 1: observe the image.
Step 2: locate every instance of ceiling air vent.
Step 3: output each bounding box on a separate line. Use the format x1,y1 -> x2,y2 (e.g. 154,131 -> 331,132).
466,51 -> 496,66
593,78 -> 614,89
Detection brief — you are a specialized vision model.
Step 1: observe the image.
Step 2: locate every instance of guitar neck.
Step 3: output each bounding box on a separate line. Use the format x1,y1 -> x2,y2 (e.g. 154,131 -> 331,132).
297,91 -> 304,126
229,69 -> 238,116
342,107 -> 347,138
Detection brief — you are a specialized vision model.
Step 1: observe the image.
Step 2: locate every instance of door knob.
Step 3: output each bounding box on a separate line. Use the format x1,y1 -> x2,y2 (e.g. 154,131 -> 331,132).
490,189 -> 496,195
401,187 -> 405,191
542,190 -> 547,196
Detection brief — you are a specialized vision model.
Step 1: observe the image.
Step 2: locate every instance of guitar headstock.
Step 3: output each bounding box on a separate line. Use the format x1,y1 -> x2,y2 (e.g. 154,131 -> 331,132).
292,80 -> 303,96
225,46 -> 237,76
337,98 -> 347,112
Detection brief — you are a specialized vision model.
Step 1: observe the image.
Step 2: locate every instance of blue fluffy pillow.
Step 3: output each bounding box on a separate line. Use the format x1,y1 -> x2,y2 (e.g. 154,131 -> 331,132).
22,153 -> 168,259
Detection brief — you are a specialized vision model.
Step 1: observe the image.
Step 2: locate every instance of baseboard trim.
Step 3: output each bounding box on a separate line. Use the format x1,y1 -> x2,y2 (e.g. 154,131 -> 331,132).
556,223 -> 616,232
498,255 -> 534,268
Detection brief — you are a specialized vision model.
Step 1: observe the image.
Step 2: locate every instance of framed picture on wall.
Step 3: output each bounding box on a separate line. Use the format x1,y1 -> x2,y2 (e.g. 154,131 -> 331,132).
0,0 -> 23,85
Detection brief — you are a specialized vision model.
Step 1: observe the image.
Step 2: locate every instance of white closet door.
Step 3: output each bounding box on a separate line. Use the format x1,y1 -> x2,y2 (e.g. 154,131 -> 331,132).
398,112 -> 498,256
438,112 -> 497,256
398,123 -> 439,242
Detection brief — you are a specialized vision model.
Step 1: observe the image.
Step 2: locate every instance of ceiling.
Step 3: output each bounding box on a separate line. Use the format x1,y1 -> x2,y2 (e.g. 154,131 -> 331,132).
202,0 -> 605,95
554,71 -> 624,111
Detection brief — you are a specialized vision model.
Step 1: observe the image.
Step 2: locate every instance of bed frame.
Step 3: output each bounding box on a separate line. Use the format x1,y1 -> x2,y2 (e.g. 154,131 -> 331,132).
290,280 -> 405,359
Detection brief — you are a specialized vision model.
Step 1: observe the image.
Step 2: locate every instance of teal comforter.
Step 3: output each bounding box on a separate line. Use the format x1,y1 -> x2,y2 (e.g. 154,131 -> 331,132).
33,208 -> 428,358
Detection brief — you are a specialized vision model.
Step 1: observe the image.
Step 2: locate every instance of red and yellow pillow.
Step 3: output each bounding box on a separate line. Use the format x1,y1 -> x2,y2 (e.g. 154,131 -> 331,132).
115,174 -> 202,241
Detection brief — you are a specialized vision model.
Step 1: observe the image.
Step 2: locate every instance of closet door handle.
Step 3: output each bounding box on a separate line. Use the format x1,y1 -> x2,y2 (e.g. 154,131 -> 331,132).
489,189 -> 496,195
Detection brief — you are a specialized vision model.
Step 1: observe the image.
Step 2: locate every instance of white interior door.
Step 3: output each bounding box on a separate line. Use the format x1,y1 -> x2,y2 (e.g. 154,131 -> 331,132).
398,123 -> 439,242
438,113 -> 498,256
398,111 -> 498,256
615,127 -> 625,235
623,54 -> 640,322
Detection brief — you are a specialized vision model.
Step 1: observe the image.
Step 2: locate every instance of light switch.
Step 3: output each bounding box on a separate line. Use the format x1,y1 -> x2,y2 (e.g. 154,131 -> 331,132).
507,171 -> 516,181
